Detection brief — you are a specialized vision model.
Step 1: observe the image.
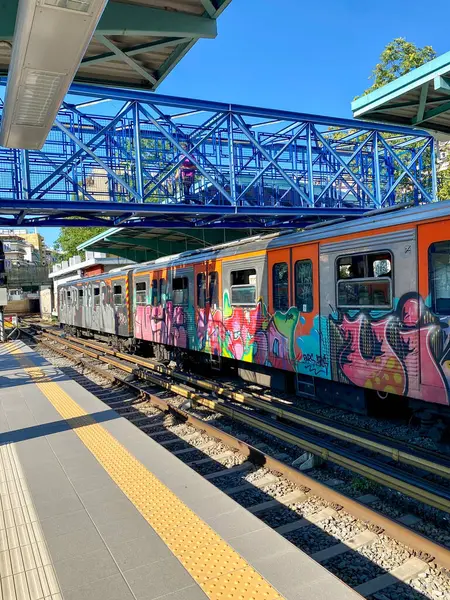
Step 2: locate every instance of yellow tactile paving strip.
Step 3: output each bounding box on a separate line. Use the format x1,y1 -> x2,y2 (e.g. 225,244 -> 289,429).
10,347 -> 284,600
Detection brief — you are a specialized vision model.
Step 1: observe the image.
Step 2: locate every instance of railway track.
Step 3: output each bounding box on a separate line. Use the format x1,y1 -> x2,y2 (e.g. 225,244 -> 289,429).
17,324 -> 450,599
32,328 -> 450,511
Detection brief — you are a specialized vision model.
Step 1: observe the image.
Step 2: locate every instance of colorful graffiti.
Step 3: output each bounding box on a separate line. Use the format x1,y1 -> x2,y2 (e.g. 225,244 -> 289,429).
329,293 -> 450,405
135,302 -> 189,348
195,293 -> 308,372
134,289 -> 450,406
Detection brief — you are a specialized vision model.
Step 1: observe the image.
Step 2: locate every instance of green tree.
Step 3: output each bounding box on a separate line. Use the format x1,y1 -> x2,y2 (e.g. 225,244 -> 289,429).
356,39 -> 450,200
360,38 -> 436,97
55,226 -> 106,261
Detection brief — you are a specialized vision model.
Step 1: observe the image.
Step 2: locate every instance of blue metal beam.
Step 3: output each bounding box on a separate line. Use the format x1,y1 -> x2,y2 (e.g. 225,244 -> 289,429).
69,83 -> 432,136
0,84 -> 435,229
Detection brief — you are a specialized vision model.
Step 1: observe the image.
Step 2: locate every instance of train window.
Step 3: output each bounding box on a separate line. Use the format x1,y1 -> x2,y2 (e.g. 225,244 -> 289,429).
429,241 -> 450,314
230,269 -> 256,306
135,281 -> 147,305
113,285 -> 123,306
159,278 -> 166,303
173,277 -> 189,304
67,290 -> 71,304
209,271 -> 219,306
78,288 -> 84,306
336,251 -> 392,308
93,286 -> 100,306
273,263 -> 289,311
295,260 -> 313,312
337,253 -> 392,280
197,273 -> 206,309
151,279 -> 158,307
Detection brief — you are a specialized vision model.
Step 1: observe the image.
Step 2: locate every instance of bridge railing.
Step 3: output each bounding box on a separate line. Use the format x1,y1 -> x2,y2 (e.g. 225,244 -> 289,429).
0,83 -> 436,228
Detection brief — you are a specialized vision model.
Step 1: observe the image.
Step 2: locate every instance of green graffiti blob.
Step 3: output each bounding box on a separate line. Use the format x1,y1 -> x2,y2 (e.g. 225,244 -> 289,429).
271,307 -> 300,365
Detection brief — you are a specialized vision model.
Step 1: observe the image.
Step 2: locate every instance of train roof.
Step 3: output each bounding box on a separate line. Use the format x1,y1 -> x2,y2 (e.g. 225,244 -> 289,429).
131,200 -> 450,271
60,200 -> 450,284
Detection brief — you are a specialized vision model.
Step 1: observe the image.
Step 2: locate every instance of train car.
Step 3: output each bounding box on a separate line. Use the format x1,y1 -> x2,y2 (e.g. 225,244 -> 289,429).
59,201 -> 450,417
59,268 -> 134,343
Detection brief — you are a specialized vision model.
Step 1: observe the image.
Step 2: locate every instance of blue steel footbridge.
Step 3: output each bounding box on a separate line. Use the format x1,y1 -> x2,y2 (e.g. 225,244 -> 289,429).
0,83 -> 436,230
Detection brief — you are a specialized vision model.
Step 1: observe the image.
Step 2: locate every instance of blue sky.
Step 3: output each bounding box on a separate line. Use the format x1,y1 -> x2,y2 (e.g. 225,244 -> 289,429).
41,0 -> 450,247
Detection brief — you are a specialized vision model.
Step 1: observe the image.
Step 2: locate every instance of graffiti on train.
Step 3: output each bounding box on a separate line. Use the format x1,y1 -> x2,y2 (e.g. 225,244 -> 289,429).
135,302 -> 189,348
329,292 -> 450,405
196,292 -> 328,376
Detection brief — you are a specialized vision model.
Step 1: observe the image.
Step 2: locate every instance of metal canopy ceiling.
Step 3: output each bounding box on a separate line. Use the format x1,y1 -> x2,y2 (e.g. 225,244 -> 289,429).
0,0 -> 231,149
78,225 -> 261,261
0,1 -> 230,90
352,51 -> 450,139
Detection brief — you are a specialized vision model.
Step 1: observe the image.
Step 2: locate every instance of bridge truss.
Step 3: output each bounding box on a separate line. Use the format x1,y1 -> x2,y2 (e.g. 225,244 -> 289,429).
0,83 -> 436,229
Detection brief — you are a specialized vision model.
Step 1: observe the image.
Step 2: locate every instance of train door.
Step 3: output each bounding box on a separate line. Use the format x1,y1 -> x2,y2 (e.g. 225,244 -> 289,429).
267,248 -> 295,371
194,262 -> 207,351
291,244 -> 322,379
205,259 -> 221,360
418,222 -> 450,405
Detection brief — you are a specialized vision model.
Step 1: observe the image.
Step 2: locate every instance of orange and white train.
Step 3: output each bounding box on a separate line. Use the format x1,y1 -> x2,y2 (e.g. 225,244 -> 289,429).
59,201 -> 450,416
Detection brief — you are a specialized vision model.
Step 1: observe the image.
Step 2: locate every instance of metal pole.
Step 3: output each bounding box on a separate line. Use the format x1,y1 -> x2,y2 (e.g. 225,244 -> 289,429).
0,307 -> 4,344
133,102 -> 144,202
431,137 -> 438,201
228,113 -> 237,205
373,132 -> 382,208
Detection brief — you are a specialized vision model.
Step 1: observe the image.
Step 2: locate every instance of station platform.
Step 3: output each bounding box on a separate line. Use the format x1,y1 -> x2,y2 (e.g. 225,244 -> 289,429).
0,341 -> 362,600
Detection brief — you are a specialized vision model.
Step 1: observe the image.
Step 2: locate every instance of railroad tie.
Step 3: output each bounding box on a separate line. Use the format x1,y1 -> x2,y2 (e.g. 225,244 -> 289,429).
354,557 -> 429,596
311,530 -> 378,562
247,490 -> 307,515
275,506 -> 338,535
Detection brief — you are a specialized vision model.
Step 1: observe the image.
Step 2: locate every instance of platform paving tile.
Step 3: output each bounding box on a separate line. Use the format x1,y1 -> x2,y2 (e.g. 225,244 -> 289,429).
66,469 -> 118,495
63,573 -> 136,600
77,480 -> 131,510
124,555 -> 201,600
45,524 -> 107,563
39,508 -> 94,540
31,493 -> 85,521
206,506 -> 267,540
94,511 -> 156,546
251,549 -> 357,600
107,532 -> 173,571
53,546 -> 120,591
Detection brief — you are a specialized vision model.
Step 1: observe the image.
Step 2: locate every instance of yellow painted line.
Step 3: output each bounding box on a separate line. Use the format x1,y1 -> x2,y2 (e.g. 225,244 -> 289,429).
9,346 -> 283,600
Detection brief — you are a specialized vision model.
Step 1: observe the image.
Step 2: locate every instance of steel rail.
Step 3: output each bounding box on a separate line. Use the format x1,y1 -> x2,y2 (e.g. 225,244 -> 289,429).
41,330 -> 450,480
37,330 -> 450,513
20,326 -> 450,571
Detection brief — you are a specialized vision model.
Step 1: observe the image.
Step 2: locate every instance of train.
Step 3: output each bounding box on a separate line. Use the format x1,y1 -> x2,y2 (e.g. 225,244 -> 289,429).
59,200 -> 450,420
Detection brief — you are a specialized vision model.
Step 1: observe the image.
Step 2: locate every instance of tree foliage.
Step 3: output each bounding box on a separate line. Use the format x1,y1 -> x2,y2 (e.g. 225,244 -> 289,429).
361,38 -> 436,97
356,38 -> 450,201
54,226 -> 106,261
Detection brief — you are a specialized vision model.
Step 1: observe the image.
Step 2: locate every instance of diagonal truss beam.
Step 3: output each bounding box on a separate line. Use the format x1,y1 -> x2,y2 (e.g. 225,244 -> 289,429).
82,38 -> 190,67
380,136 -> 433,202
138,104 -> 233,203
53,119 -> 140,202
31,101 -> 134,197
95,35 -> 158,86
233,114 -> 312,206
